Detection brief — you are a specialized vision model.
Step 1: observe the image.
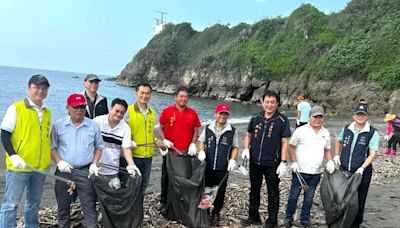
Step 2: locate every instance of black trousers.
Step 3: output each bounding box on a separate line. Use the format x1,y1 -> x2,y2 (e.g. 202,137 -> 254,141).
204,169 -> 228,216
387,135 -> 400,150
160,156 -> 169,205
352,165 -> 373,227
249,163 -> 280,224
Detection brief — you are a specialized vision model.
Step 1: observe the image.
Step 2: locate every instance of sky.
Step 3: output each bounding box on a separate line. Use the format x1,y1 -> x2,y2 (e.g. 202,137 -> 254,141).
0,0 -> 349,76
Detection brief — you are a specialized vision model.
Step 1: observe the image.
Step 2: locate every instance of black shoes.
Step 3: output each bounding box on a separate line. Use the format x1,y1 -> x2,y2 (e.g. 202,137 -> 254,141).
240,217 -> 262,226
210,214 -> 220,227
263,220 -> 278,228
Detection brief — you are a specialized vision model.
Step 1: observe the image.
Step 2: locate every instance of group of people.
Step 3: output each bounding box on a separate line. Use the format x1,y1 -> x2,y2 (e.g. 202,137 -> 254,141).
0,74 -> 380,228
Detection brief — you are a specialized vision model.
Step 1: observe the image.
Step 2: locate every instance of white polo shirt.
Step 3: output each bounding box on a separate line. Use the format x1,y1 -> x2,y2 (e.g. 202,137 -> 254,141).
289,123 -> 331,174
93,114 -> 132,175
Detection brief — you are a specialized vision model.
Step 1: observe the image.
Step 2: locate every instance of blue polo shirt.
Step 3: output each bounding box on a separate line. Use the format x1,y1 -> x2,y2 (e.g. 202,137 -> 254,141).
51,116 -> 105,167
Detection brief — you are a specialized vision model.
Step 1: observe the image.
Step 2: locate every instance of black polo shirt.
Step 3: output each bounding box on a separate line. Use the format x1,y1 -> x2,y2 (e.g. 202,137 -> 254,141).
247,111 -> 291,166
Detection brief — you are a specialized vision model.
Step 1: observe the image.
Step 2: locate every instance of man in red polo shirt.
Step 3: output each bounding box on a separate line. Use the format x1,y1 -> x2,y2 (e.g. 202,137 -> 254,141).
158,86 -> 201,212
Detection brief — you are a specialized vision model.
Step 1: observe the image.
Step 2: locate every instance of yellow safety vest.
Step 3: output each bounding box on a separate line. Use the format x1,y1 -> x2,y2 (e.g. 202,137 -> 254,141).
127,103 -> 155,158
5,99 -> 51,172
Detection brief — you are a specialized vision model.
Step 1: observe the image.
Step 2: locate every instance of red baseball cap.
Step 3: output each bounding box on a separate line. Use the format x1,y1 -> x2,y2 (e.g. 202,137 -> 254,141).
215,104 -> 230,114
67,93 -> 87,107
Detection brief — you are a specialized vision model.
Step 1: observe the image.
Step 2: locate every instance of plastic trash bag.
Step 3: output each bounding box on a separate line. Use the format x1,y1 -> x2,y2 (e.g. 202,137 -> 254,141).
92,172 -> 143,228
165,152 -> 209,228
320,169 -> 362,228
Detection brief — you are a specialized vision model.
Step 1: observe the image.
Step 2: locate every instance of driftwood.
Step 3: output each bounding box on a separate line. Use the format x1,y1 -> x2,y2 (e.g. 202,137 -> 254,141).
16,155 -> 400,227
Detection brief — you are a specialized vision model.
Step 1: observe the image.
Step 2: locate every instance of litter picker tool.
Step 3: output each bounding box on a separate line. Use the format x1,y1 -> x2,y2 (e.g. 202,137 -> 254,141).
295,170 -> 310,192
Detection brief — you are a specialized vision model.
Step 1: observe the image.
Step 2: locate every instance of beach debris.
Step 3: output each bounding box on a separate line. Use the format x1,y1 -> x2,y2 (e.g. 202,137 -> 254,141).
16,155 -> 400,227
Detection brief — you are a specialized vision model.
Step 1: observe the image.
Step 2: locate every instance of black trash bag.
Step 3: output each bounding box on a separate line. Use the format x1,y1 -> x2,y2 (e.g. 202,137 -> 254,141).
320,169 -> 362,228
92,172 -> 143,228
165,152 -> 209,228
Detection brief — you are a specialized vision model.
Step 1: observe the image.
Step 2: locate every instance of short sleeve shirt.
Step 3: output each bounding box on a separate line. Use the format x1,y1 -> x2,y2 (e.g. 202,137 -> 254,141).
297,101 -> 311,123
198,121 -> 239,148
1,97 -> 47,133
290,124 -> 331,174
51,117 -> 105,167
93,114 -> 132,175
159,105 -> 201,151
337,121 -> 379,152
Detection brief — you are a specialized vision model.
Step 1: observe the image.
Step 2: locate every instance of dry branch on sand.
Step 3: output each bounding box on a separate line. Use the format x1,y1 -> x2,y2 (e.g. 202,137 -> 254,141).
17,155 -> 400,227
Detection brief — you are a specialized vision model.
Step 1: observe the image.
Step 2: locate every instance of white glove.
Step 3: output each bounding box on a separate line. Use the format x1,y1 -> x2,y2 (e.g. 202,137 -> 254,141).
162,139 -> 174,148
188,143 -> 197,156
276,162 -> 287,179
290,162 -> 300,173
57,160 -> 73,173
198,150 -> 206,161
159,147 -> 168,156
131,140 -> 137,148
89,164 -> 99,177
384,135 -> 390,141
9,154 -> 27,169
227,159 -> 237,171
241,148 -> 250,160
325,160 -> 335,174
296,119 -> 300,126
356,167 -> 364,175
126,164 -> 142,176
333,155 -> 341,167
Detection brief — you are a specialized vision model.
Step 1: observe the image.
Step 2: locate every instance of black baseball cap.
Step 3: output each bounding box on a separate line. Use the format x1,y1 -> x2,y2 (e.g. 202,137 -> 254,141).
28,74 -> 50,87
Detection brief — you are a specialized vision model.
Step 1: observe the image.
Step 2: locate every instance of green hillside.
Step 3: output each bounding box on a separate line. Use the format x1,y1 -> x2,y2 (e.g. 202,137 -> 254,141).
130,0 -> 400,89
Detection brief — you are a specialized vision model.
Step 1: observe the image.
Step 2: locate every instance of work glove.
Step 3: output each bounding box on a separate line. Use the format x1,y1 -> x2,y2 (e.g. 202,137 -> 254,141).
126,164 -> 142,176
162,139 -> 174,148
356,167 -> 364,175
276,162 -> 287,179
384,135 -> 390,141
227,159 -> 237,171
188,143 -> 197,156
57,160 -> 73,173
241,148 -> 250,160
197,150 -> 206,161
290,162 -> 300,173
333,155 -> 341,167
325,160 -> 335,174
296,119 -> 300,126
89,164 -> 99,177
131,140 -> 137,148
108,177 -> 121,190
9,154 -> 27,169
159,147 -> 168,156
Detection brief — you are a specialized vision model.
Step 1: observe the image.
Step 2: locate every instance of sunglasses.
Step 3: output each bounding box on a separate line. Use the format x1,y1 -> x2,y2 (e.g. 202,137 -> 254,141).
72,105 -> 86,110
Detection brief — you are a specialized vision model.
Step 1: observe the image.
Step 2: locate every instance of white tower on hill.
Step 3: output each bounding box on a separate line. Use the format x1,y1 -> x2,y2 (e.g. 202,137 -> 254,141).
154,11 -> 168,35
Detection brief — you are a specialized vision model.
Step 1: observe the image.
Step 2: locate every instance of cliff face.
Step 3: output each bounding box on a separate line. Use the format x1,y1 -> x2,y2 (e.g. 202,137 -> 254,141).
118,60 -> 396,115
117,0 -> 400,115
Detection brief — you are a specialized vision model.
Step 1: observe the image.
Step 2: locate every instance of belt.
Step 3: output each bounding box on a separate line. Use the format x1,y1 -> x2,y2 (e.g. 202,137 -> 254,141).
73,164 -> 91,170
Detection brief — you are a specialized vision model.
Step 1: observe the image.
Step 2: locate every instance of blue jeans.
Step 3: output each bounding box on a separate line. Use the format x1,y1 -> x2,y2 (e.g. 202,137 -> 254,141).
133,157 -> 152,200
0,170 -> 46,228
285,172 -> 321,224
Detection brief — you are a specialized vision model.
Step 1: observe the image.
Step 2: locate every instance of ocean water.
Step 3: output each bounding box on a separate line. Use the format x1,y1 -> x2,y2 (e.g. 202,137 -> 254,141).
0,65 -> 263,123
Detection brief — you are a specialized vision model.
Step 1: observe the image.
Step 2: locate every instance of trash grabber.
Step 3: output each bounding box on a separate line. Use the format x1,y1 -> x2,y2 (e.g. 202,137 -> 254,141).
99,162 -> 129,174
26,165 -> 76,195
26,165 -> 73,184
295,170 -> 310,192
